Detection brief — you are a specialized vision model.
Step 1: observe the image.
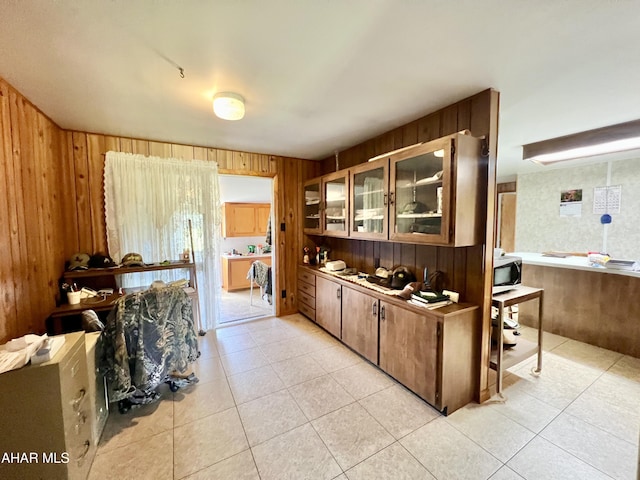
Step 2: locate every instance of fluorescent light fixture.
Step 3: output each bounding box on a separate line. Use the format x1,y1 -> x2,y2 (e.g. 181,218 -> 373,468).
213,92 -> 245,121
523,119 -> 640,165
527,137 -> 640,164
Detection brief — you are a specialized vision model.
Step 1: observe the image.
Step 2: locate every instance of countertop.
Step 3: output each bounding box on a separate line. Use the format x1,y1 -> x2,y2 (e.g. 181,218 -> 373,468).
221,253 -> 272,260
300,265 -> 477,319
511,252 -> 640,278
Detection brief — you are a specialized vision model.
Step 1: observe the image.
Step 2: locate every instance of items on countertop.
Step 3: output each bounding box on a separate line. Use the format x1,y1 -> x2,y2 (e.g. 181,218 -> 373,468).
390,266 -> 416,289
316,262 -> 453,309
325,260 -> 347,272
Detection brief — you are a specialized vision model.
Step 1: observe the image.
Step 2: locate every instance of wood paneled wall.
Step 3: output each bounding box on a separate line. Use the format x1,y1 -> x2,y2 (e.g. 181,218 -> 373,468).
497,181 -> 517,194
312,89 -> 500,401
0,78 -> 68,342
0,76 -> 321,343
521,265 -> 640,357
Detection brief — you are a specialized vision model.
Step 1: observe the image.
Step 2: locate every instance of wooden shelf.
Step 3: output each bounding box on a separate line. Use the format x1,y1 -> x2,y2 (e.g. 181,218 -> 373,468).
396,213 -> 442,219
491,286 -> 543,394
490,337 -> 538,371
63,262 -> 196,278
52,262 -> 200,335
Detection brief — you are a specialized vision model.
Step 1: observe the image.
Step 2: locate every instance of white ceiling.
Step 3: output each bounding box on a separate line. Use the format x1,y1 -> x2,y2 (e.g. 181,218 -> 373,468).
219,174 -> 272,204
1,1 -> 639,181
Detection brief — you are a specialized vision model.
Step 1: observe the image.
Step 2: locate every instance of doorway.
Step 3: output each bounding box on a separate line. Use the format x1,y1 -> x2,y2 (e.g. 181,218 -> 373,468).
218,174 -> 275,324
497,192 -> 516,253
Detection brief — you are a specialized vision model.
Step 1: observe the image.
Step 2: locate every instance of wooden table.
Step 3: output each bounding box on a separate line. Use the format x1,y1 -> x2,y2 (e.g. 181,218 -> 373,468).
48,287 -> 200,335
49,262 -> 201,334
48,293 -> 121,335
491,285 -> 543,394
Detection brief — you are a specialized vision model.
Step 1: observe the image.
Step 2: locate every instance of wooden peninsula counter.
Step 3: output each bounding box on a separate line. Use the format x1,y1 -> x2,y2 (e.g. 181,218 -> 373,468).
513,252 -> 640,358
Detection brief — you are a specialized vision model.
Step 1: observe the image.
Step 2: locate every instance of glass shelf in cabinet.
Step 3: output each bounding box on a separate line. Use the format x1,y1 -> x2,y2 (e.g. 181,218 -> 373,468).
396,213 -> 442,219
354,189 -> 384,196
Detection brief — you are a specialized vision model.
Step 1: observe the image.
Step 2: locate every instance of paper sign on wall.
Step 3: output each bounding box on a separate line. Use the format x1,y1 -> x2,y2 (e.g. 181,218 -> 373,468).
559,189 -> 582,217
593,185 -> 621,214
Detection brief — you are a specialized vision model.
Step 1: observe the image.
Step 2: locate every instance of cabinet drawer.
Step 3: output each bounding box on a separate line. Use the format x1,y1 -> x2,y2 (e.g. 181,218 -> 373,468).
64,413 -> 93,477
297,270 -> 316,286
298,290 -> 316,309
298,280 -> 315,297
298,301 -> 316,322
60,344 -> 88,406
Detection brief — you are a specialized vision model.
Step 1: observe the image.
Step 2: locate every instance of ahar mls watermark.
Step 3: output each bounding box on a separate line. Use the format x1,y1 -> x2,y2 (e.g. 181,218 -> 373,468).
1,452 -> 70,464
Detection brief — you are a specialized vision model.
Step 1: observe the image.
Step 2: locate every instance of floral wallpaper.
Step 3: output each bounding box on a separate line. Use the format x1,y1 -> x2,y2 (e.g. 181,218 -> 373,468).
515,158 -> 640,260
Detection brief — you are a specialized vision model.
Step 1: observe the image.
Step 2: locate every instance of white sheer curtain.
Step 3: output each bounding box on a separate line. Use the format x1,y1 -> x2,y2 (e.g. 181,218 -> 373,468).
104,151 -> 222,331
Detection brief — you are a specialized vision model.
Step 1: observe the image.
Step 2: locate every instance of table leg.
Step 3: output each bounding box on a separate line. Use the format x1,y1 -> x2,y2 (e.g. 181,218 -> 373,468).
497,302 -> 504,394
535,293 -> 543,373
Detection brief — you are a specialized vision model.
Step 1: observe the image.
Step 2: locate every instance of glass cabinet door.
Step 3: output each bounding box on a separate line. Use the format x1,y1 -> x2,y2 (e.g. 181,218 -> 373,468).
322,172 -> 348,237
350,159 -> 388,239
303,178 -> 322,234
390,138 -> 451,243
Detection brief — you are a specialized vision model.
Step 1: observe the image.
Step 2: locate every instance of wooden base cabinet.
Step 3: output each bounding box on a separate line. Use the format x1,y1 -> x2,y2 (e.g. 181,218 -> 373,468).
314,276 -> 342,338
379,300 -> 479,414
299,268 -> 479,414
379,302 -> 439,406
340,286 -> 379,364
222,255 -> 272,291
297,268 -> 316,321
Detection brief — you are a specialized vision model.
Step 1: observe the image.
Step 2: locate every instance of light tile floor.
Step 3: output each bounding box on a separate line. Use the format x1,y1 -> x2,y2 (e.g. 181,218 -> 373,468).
89,314 -> 640,480
219,288 -> 273,324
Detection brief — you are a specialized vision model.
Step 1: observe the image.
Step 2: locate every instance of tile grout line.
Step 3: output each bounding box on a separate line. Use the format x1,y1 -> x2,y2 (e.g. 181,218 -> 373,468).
492,332 -> 629,478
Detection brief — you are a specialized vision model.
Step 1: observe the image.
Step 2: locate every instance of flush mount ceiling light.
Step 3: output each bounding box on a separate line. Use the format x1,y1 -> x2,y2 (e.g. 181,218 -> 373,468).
523,119 -> 640,165
213,92 -> 245,121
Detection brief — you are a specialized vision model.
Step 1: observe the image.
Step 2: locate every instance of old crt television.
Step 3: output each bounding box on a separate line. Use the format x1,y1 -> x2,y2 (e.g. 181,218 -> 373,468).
493,255 -> 522,294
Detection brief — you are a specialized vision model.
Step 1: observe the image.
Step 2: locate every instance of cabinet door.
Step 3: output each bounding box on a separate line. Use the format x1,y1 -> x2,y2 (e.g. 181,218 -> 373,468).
349,158 -> 388,240
303,178 -> 322,234
256,204 -> 271,236
379,301 -> 439,406
341,287 -> 379,363
224,203 -> 257,237
388,134 -> 482,246
315,276 -> 342,338
322,171 -> 349,237
228,258 -> 253,290
389,137 -> 451,244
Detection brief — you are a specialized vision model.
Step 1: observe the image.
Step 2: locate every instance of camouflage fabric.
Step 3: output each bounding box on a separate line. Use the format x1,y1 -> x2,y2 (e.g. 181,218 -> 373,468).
101,286 -> 199,402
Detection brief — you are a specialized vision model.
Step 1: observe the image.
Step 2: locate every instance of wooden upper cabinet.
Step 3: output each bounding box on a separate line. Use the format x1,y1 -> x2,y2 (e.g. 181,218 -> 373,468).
303,178 -> 322,235
389,133 -> 482,246
349,158 -> 389,240
223,202 -> 271,237
256,204 -> 271,234
322,171 -> 349,238
304,133 -> 483,246
303,172 -> 349,237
